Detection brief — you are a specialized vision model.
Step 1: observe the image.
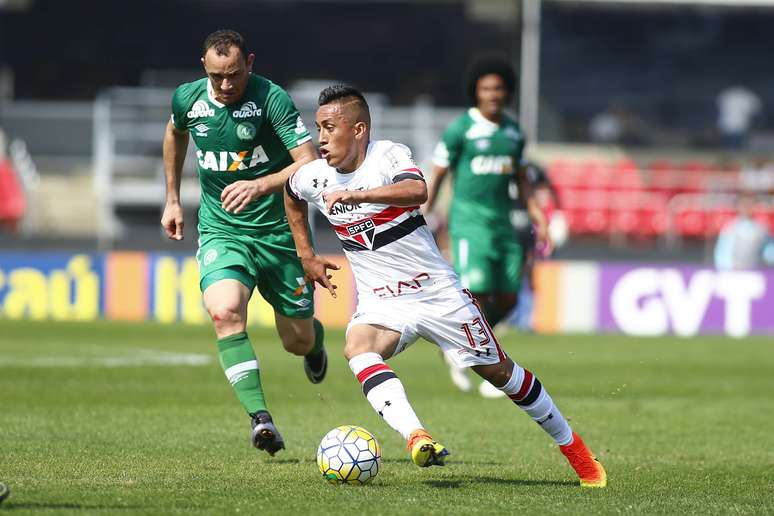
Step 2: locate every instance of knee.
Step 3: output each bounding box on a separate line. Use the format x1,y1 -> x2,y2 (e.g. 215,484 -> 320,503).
488,365 -> 512,388
343,340 -> 376,361
474,360 -> 513,388
280,333 -> 312,356
208,303 -> 245,334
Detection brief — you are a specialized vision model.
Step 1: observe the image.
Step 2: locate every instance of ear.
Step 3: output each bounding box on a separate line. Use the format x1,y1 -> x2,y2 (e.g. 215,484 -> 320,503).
353,121 -> 368,139
200,56 -> 206,71
246,53 -> 255,71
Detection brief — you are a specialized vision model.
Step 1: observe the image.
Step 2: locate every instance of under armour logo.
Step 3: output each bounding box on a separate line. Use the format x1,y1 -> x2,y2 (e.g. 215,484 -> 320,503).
312,178 -> 328,189
377,400 -> 391,417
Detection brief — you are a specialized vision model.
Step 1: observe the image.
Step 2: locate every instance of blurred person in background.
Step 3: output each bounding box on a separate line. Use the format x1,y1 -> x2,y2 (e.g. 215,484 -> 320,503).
425,55 -> 550,398
714,192 -> 774,270
716,85 -> 762,150
508,161 -> 562,332
161,29 -> 328,456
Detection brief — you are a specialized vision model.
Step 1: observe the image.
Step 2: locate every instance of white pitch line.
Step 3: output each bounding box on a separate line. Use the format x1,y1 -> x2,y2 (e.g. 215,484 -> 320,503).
0,351 -> 213,368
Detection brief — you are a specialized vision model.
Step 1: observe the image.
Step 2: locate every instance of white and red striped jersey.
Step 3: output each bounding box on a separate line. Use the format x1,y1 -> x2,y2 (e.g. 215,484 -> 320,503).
287,140 -> 458,303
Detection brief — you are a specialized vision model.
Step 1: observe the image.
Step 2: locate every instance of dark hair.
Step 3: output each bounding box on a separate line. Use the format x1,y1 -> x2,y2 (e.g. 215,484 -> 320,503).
202,29 -> 248,61
318,84 -> 370,124
466,54 -> 517,104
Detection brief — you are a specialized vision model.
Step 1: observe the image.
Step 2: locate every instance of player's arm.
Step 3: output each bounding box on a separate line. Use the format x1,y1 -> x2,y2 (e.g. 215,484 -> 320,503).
324,179 -> 427,214
424,164 -> 449,213
516,164 -> 551,250
284,175 -> 340,297
161,119 -> 190,240
221,141 -> 317,214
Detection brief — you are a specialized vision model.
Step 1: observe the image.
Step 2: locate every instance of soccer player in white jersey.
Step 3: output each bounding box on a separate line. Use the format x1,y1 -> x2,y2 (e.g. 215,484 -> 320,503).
283,85 -> 606,486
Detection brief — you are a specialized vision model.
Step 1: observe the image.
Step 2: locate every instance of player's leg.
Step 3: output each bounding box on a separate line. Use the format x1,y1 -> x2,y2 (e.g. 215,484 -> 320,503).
344,320 -> 448,467
274,314 -> 327,383
446,234 -> 498,392
253,231 -> 327,384
487,236 -> 523,328
472,358 -> 606,487
202,273 -> 284,455
432,288 -> 605,486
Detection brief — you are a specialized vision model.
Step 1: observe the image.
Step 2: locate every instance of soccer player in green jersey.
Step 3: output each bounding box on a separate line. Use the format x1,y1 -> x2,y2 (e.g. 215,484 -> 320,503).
425,55 -> 549,397
161,30 -> 328,456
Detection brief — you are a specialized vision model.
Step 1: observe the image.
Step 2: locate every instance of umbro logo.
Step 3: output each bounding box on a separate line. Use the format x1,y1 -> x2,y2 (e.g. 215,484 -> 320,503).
312,178 -> 329,189
194,123 -> 209,137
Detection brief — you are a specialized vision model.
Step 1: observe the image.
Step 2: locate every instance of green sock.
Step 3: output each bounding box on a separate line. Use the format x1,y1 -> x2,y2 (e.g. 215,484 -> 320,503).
217,331 -> 267,415
308,318 -> 325,356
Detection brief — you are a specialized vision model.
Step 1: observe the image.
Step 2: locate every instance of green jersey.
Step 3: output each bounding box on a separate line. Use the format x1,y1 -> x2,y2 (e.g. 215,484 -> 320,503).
432,107 -> 526,236
171,74 -> 311,236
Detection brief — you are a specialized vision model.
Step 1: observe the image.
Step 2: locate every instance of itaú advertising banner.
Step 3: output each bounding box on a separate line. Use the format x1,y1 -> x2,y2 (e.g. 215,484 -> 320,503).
599,266 -> 774,338
0,252 -> 355,328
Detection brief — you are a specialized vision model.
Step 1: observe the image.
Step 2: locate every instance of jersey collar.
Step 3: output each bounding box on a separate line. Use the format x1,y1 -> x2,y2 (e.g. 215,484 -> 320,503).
468,107 -> 500,130
206,79 -> 226,108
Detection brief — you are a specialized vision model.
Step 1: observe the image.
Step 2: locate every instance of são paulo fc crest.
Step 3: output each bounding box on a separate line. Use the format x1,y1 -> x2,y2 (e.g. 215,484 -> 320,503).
236,122 -> 256,141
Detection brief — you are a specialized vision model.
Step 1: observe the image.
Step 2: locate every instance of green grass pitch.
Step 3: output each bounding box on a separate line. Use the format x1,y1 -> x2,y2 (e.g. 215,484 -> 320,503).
1,320 -> 772,515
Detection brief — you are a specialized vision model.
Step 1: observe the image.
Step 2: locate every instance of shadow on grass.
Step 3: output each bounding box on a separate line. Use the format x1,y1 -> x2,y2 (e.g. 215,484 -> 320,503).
4,502 -> 145,510
423,477 -> 576,489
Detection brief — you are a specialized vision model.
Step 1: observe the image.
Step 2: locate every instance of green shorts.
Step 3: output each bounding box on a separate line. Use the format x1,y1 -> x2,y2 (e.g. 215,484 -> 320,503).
197,230 -> 314,319
450,232 -> 523,294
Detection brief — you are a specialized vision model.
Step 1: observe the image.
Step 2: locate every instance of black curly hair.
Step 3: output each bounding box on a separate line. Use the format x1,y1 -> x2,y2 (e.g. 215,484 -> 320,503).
466,54 -> 517,105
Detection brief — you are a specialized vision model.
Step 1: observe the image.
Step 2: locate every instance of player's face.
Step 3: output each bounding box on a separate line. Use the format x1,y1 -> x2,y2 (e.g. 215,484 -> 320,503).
201,46 -> 255,105
315,104 -> 360,171
476,73 -> 508,119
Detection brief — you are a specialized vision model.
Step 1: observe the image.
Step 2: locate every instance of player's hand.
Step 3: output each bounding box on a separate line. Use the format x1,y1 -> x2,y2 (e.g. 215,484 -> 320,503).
534,221 -> 554,257
300,255 -> 341,298
221,179 -> 269,214
161,201 -> 184,241
323,190 -> 361,214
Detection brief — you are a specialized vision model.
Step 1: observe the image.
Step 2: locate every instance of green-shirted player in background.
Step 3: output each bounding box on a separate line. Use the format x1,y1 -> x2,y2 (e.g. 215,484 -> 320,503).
425,55 -> 550,398
161,30 -> 330,456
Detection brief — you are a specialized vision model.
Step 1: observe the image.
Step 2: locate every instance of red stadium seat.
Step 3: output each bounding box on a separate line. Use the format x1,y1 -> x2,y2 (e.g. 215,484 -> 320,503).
548,160 -> 583,189
0,160 -> 25,231
637,192 -> 670,237
611,159 -> 643,191
675,205 -> 707,237
647,160 -> 678,194
579,189 -> 611,234
581,160 -> 615,190
707,206 -> 736,236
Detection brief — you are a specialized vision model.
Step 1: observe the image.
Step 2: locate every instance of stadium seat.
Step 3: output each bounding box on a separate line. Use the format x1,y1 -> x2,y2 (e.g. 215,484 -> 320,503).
581,160 -> 615,190
707,206 -> 737,236
610,158 -> 643,191
0,160 -> 25,231
675,205 -> 707,237
548,160 -> 583,189
637,192 -> 670,237
647,160 -> 678,194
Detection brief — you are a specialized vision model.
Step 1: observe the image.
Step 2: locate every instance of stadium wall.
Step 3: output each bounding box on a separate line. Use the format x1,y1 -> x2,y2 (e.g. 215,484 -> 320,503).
1,251 -> 772,337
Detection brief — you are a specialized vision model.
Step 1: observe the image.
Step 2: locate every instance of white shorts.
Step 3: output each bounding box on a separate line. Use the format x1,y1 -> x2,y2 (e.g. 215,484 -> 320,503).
346,286 -> 506,368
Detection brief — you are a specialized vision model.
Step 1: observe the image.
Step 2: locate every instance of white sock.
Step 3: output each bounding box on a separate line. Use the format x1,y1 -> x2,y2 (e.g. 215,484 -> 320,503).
349,352 -> 423,441
500,363 -> 573,445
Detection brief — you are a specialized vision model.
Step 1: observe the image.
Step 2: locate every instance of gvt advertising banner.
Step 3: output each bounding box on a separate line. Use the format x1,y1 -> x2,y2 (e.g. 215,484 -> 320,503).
599,265 -> 774,337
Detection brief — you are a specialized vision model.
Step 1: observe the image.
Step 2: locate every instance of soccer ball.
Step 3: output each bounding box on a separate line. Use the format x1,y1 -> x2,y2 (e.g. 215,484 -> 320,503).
317,425 -> 381,485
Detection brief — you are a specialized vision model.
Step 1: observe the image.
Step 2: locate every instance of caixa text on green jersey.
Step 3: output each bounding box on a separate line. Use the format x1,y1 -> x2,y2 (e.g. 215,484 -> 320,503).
195,146 -> 269,172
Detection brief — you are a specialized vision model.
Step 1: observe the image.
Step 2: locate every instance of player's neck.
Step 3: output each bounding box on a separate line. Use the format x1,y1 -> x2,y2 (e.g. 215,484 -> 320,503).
337,143 -> 369,174
477,108 -> 502,124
